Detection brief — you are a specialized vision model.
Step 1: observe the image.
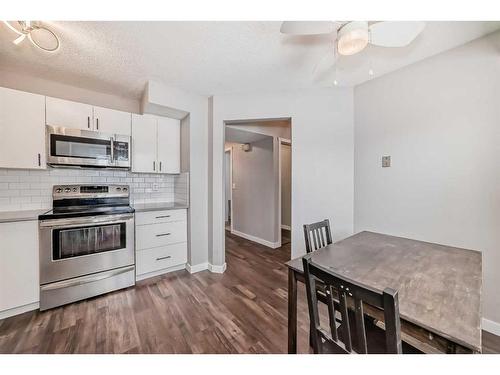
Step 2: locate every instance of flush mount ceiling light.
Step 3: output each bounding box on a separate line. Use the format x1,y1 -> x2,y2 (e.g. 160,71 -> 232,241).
3,21 -> 60,52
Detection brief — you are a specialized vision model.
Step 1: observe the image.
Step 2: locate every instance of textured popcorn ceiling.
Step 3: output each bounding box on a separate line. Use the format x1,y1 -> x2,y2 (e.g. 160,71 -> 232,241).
0,21 -> 499,98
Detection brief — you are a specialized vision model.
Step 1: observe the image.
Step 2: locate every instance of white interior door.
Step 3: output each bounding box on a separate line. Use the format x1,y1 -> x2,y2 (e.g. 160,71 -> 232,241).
46,96 -> 93,130
157,116 -> 180,174
93,106 -> 131,135
131,114 -> 157,173
0,87 -> 46,169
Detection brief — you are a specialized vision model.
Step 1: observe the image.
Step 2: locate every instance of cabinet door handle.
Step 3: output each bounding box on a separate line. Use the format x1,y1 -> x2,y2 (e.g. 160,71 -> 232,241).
156,233 -> 171,237
37,153 -> 41,167
155,215 -> 171,219
153,161 -> 156,171
156,255 -> 171,261
159,161 -> 162,171
87,116 -> 90,128
96,118 -> 99,130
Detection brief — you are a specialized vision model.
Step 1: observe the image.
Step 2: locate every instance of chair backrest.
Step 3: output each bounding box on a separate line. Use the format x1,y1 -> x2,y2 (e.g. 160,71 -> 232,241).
302,254 -> 402,354
303,219 -> 332,253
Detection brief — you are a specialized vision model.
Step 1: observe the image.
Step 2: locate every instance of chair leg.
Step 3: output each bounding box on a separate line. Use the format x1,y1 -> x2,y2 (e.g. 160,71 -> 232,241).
309,322 -> 314,347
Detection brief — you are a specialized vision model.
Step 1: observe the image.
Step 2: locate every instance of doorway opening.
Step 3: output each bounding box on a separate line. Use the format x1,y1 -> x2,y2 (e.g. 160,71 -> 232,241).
279,138 -> 291,246
223,119 -> 291,252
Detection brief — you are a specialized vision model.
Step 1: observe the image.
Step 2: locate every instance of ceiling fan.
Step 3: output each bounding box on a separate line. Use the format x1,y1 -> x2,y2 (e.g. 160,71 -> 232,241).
280,21 -> 426,56
3,21 -> 60,52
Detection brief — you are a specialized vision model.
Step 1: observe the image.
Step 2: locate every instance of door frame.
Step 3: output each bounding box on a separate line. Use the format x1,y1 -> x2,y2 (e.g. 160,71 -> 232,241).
278,137 -> 291,248
224,147 -> 234,233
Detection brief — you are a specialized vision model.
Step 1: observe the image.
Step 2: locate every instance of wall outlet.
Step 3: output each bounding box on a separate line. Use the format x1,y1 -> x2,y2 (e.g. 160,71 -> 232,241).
382,156 -> 391,168
152,183 -> 160,191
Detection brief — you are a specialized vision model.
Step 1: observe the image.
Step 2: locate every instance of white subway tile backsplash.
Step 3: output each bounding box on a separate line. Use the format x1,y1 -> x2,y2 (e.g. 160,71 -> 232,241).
0,168 -> 189,211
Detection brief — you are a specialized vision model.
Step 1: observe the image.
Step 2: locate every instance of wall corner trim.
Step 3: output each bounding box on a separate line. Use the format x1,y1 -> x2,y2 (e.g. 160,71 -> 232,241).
482,318 -> 500,336
231,229 -> 280,249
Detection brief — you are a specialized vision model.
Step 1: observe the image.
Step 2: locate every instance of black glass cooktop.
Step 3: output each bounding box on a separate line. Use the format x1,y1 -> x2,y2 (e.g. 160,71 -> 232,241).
38,205 -> 135,220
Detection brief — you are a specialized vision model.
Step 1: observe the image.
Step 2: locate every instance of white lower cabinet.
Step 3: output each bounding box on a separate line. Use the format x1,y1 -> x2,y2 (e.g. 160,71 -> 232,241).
135,209 -> 188,280
136,243 -> 187,275
0,220 -> 39,318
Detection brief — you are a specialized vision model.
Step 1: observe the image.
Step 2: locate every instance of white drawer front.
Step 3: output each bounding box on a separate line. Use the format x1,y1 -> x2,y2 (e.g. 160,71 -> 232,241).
136,221 -> 187,250
135,209 -> 186,225
136,243 -> 187,275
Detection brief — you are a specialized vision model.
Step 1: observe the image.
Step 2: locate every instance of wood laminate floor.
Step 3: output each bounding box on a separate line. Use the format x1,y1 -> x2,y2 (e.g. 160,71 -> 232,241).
0,232 -> 498,354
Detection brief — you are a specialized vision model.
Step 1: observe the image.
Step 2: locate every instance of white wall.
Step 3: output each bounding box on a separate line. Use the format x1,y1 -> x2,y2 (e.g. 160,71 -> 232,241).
211,88 -> 354,261
281,143 -> 292,229
354,31 -> 500,327
231,137 -> 278,245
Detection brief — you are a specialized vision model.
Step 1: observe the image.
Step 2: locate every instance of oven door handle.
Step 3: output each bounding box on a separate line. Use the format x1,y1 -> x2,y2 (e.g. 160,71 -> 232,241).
40,266 -> 134,291
39,213 -> 134,228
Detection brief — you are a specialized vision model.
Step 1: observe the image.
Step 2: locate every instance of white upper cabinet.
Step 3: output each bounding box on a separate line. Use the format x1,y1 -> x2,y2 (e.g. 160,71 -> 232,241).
132,114 -> 157,173
131,114 -> 181,174
93,106 -> 131,135
46,96 -> 93,130
157,116 -> 180,174
0,87 -> 46,169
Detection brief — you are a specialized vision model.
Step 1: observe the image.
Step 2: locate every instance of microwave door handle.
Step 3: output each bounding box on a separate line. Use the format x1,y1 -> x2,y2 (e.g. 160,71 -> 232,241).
110,137 -> 115,163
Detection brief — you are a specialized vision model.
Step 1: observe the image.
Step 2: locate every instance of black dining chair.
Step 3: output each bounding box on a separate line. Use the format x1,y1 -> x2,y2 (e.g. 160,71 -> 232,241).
302,219 -> 335,346
302,254 -> 403,354
303,219 -> 332,253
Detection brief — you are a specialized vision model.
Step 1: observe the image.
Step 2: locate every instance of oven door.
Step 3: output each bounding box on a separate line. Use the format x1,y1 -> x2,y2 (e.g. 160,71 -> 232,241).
39,213 -> 135,284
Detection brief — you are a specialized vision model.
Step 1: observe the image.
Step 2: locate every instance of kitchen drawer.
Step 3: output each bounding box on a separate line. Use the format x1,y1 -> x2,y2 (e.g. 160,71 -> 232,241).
135,209 -> 186,225
136,221 -> 187,250
136,243 -> 187,275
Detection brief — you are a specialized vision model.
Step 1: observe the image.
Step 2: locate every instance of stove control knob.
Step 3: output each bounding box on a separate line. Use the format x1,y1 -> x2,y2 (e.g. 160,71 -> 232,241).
116,187 -> 121,191
55,188 -> 62,193
72,188 -> 77,192
122,187 -> 128,192
64,187 -> 71,193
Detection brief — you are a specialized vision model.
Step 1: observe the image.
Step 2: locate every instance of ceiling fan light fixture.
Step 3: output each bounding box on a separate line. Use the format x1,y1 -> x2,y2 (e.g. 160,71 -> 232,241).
3,20 -> 60,52
13,34 -> 26,45
337,21 -> 369,56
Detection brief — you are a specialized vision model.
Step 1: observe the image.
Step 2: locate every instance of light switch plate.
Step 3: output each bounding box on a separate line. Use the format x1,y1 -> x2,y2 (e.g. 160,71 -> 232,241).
382,156 -> 391,168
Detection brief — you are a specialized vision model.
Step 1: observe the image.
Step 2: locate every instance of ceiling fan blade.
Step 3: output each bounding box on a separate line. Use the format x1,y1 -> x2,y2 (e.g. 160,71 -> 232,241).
280,21 -> 336,35
369,21 -> 426,47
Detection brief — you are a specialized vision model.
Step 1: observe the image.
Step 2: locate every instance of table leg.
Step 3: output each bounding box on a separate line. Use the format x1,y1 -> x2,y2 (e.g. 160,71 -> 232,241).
288,268 -> 298,354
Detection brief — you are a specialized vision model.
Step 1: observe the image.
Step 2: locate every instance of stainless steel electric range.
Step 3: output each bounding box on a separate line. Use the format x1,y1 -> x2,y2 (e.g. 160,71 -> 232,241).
38,184 -> 135,310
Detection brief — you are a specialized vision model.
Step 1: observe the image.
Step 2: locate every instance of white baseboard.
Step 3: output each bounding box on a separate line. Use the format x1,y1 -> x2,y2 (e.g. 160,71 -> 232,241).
136,263 -> 187,281
186,262 -> 209,274
483,318 -> 500,336
0,302 -> 39,320
281,225 -> 291,231
231,229 -> 280,249
187,262 -> 227,274
208,263 -> 227,273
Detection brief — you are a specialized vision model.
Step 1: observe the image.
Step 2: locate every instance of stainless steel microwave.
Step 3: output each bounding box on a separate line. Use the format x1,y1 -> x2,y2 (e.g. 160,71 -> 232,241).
46,125 -> 131,169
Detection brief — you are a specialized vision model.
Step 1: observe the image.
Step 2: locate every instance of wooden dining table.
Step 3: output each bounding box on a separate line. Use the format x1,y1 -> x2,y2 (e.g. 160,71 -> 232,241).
286,231 -> 482,354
